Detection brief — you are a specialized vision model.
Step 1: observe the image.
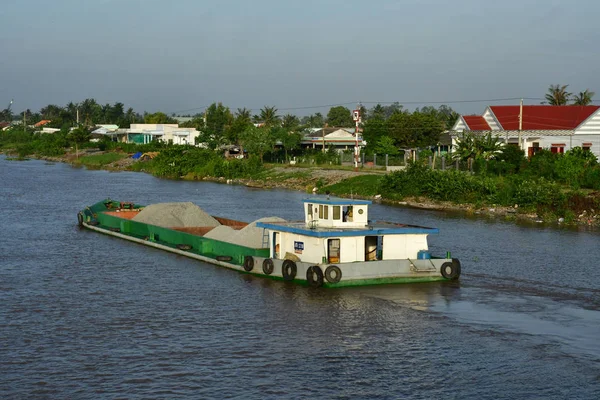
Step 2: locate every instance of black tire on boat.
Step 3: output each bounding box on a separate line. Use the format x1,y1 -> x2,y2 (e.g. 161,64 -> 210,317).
325,265 -> 342,284
441,261 -> 460,280
109,227 -> 121,233
281,260 -> 297,281
306,265 -> 324,288
243,256 -> 254,272
216,255 -> 232,262
177,244 -> 192,251
77,212 -> 83,227
262,258 -> 274,275
451,258 -> 462,279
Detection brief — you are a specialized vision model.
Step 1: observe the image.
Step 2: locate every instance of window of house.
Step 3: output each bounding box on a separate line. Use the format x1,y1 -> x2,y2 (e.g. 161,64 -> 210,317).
583,143 -> 592,152
550,144 -> 565,154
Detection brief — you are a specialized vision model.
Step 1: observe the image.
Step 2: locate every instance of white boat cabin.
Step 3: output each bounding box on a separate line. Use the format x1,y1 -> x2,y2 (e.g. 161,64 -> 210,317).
256,197 -> 439,265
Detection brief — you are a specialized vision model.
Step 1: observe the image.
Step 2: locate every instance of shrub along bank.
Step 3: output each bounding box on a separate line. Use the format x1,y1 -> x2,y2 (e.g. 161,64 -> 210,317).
322,162 -> 600,225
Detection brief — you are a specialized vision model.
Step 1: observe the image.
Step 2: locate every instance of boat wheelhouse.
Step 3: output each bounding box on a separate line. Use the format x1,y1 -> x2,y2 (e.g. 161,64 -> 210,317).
254,197 -> 460,287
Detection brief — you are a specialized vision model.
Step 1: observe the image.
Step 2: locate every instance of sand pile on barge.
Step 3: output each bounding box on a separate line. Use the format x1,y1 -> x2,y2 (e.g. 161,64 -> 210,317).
132,202 -> 220,228
205,216 -> 286,248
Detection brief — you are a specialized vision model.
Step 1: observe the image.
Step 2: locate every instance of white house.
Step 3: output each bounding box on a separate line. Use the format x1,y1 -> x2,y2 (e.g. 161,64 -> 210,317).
126,124 -> 200,145
301,128 -> 365,152
450,105 -> 600,158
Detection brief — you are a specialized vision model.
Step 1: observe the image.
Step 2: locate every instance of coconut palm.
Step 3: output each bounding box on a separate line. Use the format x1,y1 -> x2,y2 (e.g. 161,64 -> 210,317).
572,89 -> 595,106
281,113 -> 300,130
259,106 -> 280,127
545,84 -> 571,105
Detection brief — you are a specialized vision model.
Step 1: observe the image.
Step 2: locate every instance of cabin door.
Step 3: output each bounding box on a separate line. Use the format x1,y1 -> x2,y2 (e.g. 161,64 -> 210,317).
272,232 -> 280,259
327,239 -> 340,263
364,236 -> 383,261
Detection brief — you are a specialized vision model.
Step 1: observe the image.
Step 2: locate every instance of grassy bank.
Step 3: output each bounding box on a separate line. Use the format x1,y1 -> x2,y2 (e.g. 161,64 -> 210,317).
4,144 -> 599,227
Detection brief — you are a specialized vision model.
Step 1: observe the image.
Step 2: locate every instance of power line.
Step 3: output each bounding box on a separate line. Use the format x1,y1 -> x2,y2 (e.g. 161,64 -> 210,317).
168,97 -> 551,115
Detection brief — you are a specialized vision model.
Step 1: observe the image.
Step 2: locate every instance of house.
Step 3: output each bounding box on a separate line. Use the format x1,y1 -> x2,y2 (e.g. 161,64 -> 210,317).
301,127 -> 365,152
450,105 -> 600,157
91,125 -> 125,142
126,124 -> 200,145
34,120 -> 52,128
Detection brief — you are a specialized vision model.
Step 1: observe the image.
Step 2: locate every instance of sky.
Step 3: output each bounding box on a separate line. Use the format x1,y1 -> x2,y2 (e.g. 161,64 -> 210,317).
1,0 -> 599,116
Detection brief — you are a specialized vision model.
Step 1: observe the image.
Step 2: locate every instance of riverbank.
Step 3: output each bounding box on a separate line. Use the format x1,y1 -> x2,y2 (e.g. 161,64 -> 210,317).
3,149 -> 599,228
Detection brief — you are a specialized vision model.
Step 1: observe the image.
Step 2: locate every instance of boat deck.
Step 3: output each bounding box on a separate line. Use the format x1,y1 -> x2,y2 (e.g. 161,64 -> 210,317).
101,210 -> 248,237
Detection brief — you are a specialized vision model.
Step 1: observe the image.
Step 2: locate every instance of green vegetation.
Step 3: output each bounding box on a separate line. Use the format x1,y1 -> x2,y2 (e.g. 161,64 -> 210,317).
2,89 -> 600,225
76,153 -> 126,167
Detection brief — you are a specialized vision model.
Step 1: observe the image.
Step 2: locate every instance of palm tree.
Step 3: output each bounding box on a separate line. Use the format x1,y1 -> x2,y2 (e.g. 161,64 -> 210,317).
259,106 -> 280,127
545,84 -> 571,105
281,113 -> 300,130
572,89 -> 595,106
236,107 -> 252,123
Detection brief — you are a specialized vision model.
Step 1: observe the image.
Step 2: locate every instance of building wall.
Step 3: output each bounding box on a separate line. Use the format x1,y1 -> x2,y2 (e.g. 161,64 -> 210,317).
575,109 -> 600,136
523,135 -> 600,157
483,108 -> 502,130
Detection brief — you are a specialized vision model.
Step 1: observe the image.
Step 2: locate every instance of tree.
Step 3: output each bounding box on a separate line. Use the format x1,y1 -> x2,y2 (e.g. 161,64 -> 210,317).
68,126 -> 90,159
144,112 -> 177,124
374,136 -> 399,155
259,106 -> 280,127
452,132 -> 477,162
572,89 -> 595,106
326,106 -> 353,127
545,84 -> 571,105
281,113 -> 300,130
476,132 -> 504,160
369,104 -> 386,120
199,102 -> 233,149
240,125 -> 275,162
274,127 -> 303,161
227,108 -> 253,145
301,112 -> 324,128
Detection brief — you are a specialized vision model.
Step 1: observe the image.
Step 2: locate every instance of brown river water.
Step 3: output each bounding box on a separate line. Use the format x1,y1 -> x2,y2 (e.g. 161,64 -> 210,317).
1,156 -> 599,399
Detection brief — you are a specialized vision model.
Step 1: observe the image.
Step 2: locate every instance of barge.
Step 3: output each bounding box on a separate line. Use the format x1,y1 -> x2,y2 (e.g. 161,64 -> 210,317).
78,197 -> 461,287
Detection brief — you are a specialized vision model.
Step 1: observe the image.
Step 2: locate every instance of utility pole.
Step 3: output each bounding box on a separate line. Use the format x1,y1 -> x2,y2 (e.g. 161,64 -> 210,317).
77,108 -> 80,125
352,104 -> 361,172
23,109 -> 26,134
518,98 -> 523,152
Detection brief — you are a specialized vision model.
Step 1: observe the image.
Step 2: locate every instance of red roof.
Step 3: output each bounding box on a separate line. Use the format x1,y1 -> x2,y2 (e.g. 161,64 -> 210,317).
489,105 -> 600,130
463,115 -> 490,131
34,120 -> 52,127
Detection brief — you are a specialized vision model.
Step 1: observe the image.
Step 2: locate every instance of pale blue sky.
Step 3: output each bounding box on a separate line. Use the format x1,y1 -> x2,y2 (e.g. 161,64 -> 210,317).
1,0 -> 598,115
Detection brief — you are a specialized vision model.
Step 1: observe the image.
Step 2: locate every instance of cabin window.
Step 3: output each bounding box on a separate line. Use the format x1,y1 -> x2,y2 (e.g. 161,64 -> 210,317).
333,206 -> 341,220
343,206 -> 353,222
328,239 -> 340,263
319,205 -> 329,219
307,204 -> 313,218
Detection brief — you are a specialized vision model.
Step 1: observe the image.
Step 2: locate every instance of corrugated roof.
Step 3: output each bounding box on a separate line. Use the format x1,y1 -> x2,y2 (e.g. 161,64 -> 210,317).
463,115 -> 490,131
489,105 -> 600,130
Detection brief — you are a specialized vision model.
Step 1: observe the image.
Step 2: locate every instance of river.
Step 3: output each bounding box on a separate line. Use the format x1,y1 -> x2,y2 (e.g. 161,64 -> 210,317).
1,156 -> 599,399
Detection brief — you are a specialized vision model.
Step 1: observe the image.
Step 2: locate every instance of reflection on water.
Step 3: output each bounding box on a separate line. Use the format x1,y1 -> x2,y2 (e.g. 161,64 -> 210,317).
1,156 -> 599,399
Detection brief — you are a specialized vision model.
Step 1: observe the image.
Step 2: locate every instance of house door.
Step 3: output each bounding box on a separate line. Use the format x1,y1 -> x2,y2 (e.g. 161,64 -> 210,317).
328,239 -> 340,263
